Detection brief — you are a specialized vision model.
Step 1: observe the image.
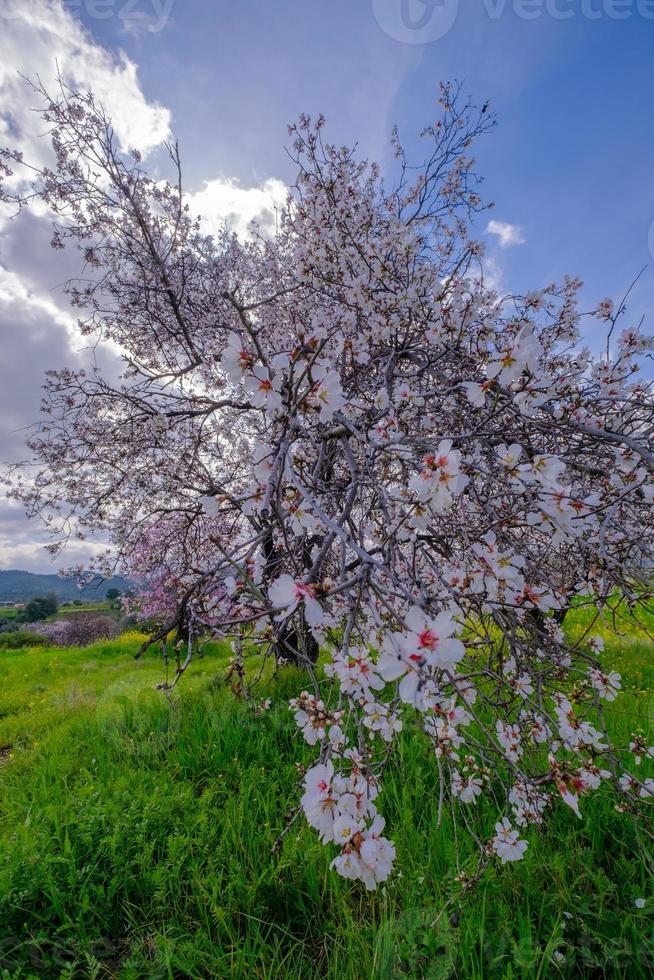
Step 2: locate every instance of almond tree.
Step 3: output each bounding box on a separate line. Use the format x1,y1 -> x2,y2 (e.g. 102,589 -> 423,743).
3,80 -> 654,889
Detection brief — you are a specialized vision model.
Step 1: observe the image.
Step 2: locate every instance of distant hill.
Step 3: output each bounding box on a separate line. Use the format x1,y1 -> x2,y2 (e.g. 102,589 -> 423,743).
0,569 -> 131,603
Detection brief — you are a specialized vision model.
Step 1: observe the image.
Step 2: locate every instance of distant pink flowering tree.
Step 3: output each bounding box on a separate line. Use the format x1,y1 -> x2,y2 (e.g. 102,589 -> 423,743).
28,614 -> 120,646
3,79 -> 654,889
116,512 -> 229,627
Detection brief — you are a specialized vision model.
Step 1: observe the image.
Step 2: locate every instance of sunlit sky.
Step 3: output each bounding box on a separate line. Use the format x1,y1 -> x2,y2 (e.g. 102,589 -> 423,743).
1,0 -> 653,570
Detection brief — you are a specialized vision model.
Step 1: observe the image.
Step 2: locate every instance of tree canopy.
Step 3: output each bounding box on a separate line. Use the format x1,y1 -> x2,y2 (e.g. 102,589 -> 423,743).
2,79 -> 653,889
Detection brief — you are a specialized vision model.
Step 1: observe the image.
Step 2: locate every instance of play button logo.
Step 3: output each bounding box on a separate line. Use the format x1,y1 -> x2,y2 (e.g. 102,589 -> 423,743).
372,0 -> 459,44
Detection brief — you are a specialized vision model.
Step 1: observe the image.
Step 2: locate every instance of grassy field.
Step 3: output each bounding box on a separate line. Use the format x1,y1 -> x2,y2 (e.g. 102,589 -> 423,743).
0,617 -> 652,978
0,601 -> 119,625
57,602 -> 119,617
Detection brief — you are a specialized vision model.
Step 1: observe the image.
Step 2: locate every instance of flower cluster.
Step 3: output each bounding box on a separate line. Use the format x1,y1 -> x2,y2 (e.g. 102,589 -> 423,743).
301,760 -> 395,889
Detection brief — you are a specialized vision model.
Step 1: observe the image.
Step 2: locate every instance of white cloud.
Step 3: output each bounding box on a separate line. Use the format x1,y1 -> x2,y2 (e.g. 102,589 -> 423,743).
0,2 -> 290,571
0,264 -> 77,338
0,0 -> 171,171
486,219 -> 526,249
481,255 -> 504,293
188,177 -> 288,239
0,0 -> 171,571
0,494 -> 104,571
0,1 -> 288,240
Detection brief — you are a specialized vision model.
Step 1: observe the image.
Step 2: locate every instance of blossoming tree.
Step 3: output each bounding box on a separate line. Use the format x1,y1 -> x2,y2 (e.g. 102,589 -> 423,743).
3,79 -> 654,889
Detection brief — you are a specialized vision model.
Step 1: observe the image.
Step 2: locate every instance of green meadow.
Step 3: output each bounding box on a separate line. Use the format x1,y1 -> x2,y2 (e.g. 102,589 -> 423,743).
0,615 -> 652,978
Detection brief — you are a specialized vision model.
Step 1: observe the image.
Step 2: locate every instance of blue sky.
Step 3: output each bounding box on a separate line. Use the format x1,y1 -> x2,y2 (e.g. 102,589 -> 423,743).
84,0 -> 654,302
0,0 -> 652,569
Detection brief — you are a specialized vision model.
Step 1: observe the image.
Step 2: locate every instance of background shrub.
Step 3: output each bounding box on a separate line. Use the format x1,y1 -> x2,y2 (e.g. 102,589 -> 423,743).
27,615 -> 122,647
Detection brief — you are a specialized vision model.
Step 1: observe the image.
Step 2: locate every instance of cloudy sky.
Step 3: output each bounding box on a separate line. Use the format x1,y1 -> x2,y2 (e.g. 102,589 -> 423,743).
1,0 -> 653,571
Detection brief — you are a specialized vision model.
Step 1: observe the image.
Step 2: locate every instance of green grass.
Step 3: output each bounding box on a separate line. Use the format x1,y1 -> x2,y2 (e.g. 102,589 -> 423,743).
0,620 -> 652,978
56,602 -> 118,618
